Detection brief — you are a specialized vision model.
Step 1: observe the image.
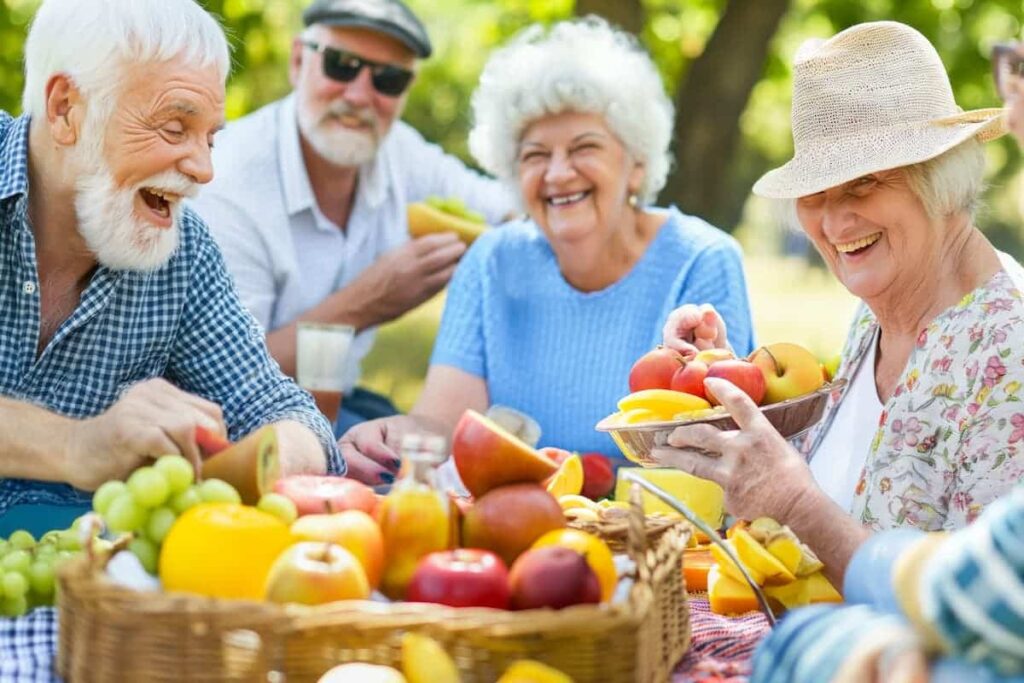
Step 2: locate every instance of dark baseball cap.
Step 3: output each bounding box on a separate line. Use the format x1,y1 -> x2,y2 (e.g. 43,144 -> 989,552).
302,0 -> 432,58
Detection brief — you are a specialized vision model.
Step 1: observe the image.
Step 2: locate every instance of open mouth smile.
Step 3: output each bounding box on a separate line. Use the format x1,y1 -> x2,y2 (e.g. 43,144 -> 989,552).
138,188 -> 180,228
834,232 -> 882,255
547,190 -> 590,207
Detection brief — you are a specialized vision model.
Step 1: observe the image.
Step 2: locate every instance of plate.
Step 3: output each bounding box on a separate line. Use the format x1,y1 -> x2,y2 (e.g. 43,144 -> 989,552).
595,379 -> 847,467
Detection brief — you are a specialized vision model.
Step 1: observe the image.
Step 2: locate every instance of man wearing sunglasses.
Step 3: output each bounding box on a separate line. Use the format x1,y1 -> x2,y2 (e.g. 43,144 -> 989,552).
191,0 -> 516,446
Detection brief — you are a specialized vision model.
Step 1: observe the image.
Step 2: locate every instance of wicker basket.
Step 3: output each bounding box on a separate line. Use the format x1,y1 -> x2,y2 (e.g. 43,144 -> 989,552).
58,490 -> 690,683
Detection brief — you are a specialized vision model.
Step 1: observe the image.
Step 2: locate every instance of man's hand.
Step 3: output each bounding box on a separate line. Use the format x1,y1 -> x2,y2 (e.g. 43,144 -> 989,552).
338,415 -> 424,485
662,303 -> 729,359
350,233 -> 466,326
66,378 -> 226,490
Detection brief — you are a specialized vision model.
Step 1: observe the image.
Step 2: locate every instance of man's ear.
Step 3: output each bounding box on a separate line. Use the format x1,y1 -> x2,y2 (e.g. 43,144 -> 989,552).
44,73 -> 84,147
288,37 -> 304,89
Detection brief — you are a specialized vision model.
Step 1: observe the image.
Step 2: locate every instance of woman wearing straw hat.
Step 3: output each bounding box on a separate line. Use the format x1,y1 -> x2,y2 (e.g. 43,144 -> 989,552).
655,21 -> 1024,582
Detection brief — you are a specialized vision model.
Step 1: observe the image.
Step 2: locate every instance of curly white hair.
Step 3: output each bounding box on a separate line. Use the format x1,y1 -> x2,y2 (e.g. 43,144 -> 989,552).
468,17 -> 675,204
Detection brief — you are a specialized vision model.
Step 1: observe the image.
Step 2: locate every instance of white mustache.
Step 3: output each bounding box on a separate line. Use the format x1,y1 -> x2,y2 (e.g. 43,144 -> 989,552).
137,169 -> 199,200
324,100 -> 377,127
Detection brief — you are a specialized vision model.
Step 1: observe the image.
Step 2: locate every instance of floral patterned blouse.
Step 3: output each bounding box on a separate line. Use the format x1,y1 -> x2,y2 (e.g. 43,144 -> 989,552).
798,255 -> 1024,531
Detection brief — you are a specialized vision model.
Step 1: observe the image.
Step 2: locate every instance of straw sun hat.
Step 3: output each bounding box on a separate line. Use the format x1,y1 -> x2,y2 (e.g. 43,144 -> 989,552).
753,21 -> 1007,199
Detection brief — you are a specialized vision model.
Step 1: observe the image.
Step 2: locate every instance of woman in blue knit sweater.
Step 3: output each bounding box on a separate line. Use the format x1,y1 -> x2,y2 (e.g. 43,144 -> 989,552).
339,18 -> 754,484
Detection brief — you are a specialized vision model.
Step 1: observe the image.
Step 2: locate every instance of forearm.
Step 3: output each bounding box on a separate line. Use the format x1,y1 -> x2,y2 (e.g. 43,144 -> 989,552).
266,284 -> 383,378
273,420 -> 331,476
0,397 -> 73,484
781,484 -> 871,587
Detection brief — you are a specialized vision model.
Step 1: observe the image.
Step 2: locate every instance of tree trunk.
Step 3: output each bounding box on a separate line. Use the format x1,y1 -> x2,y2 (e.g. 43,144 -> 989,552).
662,0 -> 790,230
574,0 -> 644,35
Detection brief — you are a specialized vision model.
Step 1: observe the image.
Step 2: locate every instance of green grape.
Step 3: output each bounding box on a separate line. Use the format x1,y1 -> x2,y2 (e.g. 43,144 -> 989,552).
39,530 -> 60,546
154,454 -> 194,494
463,208 -> 486,224
169,486 -> 202,514
425,195 -> 446,210
128,537 -> 159,574
54,550 -> 76,567
257,493 -> 298,526
198,478 -> 241,505
8,530 -> 34,550
2,549 -> 31,574
34,544 -> 57,559
93,480 -> 128,515
1,595 -> 28,617
0,540 -> 9,557
56,530 -> 82,552
105,493 -> 145,532
127,466 -> 170,509
146,507 -> 177,545
29,561 -> 56,598
2,572 -> 28,598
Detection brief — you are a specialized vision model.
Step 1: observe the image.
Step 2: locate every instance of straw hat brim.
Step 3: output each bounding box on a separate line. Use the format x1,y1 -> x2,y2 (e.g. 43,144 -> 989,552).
752,109 -> 1007,199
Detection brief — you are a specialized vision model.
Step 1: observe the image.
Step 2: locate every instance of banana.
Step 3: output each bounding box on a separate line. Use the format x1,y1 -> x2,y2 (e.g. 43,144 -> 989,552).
407,202 -> 487,245
617,389 -> 711,416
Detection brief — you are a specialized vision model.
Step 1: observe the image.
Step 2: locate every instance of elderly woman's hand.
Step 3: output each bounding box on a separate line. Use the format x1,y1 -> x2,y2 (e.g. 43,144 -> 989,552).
661,304 -> 729,359
651,377 -> 818,523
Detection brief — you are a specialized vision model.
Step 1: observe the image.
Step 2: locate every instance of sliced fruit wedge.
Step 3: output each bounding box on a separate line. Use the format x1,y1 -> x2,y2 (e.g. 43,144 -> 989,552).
200,425 -> 279,505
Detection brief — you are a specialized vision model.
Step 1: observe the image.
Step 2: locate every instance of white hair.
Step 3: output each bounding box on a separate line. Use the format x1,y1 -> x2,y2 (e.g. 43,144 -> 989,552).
777,138 -> 987,230
468,17 -> 674,204
21,0 -> 230,127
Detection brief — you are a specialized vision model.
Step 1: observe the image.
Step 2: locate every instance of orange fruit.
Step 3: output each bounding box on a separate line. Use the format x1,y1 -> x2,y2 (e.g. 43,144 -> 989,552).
159,502 -> 294,600
544,453 -> 584,498
531,528 -> 617,602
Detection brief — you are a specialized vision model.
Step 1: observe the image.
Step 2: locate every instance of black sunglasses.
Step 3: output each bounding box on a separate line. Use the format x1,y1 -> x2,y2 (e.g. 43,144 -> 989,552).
992,43 -> 1024,101
302,40 -> 414,97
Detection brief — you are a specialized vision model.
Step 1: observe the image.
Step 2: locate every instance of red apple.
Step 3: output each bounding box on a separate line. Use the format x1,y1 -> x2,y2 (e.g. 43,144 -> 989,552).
705,359 -> 767,406
461,483 -> 566,566
452,410 -> 559,498
508,546 -> 602,610
670,360 -> 709,399
580,453 -> 615,500
628,346 -> 685,392
273,475 -> 378,517
406,548 -> 511,609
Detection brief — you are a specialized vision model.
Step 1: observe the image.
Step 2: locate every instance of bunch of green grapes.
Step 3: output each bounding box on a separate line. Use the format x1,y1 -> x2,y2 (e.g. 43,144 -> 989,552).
425,195 -> 486,224
0,520 -> 97,617
92,455 -> 241,574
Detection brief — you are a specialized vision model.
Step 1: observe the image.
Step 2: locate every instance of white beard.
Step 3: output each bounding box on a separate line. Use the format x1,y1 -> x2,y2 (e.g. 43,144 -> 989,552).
297,98 -> 380,167
74,168 -> 196,272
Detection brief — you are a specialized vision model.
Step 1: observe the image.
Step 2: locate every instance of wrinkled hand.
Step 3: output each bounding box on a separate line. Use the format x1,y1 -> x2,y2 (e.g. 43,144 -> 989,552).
650,377 -> 817,523
338,415 -> 417,485
661,303 -> 729,359
354,233 -> 466,324
67,378 -> 226,491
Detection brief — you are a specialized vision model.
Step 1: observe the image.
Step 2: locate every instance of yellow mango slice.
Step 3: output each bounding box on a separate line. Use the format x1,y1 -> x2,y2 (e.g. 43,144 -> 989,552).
708,565 -> 760,615
732,528 -> 796,586
614,468 -> 724,529
764,571 -> 842,611
710,538 -> 766,585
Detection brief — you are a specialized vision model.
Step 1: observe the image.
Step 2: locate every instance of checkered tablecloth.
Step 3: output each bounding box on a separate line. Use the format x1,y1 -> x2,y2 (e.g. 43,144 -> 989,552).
1,599 -> 770,682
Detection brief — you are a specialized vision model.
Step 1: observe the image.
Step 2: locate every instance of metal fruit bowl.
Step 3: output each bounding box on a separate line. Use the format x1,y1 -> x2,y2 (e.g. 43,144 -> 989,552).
596,379 -> 847,467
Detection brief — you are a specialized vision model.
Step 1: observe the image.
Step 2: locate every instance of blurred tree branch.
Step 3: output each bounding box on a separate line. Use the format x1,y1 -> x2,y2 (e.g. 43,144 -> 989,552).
662,0 -> 789,228
575,0 -> 644,35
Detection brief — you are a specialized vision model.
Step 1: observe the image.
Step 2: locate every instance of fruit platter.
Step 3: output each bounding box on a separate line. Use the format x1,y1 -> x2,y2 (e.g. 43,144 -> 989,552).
53,412 -> 690,683
596,343 -> 848,467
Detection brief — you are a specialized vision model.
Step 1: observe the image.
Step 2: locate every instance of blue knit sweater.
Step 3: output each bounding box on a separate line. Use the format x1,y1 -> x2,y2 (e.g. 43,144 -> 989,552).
430,207 -> 755,460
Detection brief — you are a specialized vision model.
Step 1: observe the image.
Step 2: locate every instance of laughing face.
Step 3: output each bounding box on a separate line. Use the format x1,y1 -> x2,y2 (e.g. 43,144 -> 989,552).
73,57 -> 224,271
795,170 -> 938,302
517,111 -> 644,246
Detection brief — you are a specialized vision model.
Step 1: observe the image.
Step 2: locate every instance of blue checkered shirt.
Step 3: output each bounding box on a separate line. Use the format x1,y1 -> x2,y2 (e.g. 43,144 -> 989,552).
0,112 -> 344,514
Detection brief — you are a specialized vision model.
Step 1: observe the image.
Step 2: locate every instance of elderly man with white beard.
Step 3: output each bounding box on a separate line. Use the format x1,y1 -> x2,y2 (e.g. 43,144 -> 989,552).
0,0 -> 342,537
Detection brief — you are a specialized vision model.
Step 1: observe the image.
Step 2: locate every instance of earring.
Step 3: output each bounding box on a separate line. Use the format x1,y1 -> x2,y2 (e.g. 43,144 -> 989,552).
628,193 -> 639,208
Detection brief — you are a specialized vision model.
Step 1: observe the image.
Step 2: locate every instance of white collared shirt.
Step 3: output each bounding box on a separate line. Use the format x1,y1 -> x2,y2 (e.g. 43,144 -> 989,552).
190,95 -> 517,392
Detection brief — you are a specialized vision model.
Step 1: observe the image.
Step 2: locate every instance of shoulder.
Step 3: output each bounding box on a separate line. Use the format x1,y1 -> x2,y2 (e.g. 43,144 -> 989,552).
0,111 -> 13,139
175,206 -> 227,269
